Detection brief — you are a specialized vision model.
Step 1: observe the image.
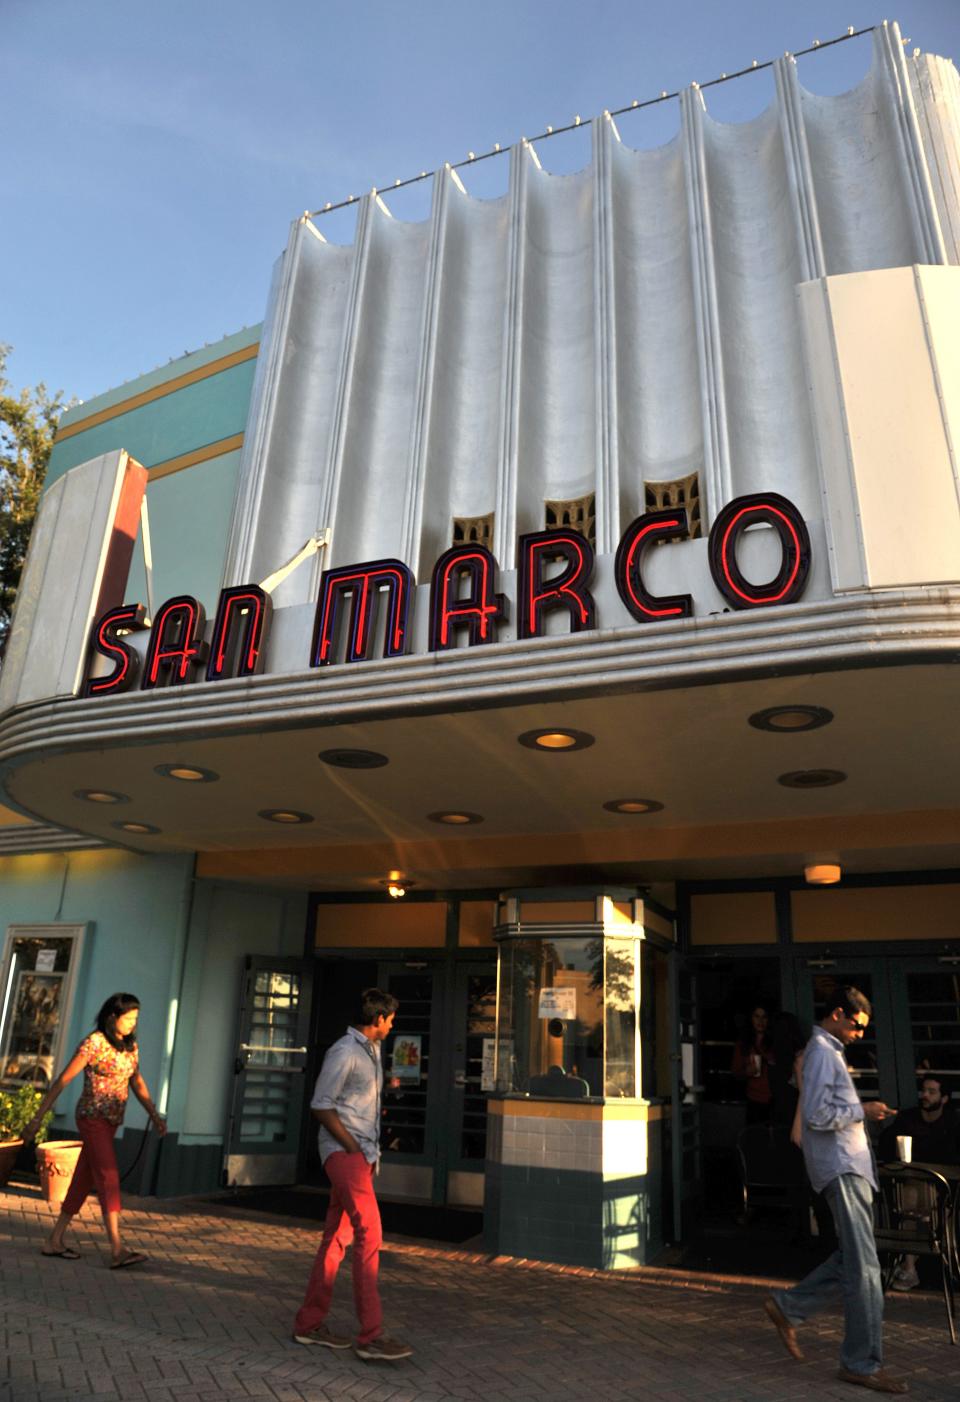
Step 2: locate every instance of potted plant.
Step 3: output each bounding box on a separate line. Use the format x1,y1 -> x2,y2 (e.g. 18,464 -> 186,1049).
0,1085 -> 52,1187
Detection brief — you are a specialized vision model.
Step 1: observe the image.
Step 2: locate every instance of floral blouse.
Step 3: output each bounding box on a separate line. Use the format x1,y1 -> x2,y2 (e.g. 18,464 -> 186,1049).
75,1032 -> 138,1125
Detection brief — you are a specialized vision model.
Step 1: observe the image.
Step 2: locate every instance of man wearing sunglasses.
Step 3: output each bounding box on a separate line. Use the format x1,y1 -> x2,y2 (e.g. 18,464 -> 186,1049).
763,987 -> 907,1394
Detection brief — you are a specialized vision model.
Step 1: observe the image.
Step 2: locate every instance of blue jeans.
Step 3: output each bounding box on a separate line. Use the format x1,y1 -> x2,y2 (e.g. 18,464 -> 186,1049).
771,1173 -> 883,1376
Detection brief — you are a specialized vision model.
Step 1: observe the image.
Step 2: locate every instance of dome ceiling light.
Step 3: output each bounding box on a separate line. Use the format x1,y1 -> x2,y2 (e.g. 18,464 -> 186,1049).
154,764 -> 220,783
749,705 -> 834,732
518,729 -> 595,752
603,799 -> 664,815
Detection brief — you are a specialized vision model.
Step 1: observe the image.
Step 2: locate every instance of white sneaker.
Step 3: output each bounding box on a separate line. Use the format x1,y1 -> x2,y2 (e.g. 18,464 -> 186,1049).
890,1265 -> 919,1292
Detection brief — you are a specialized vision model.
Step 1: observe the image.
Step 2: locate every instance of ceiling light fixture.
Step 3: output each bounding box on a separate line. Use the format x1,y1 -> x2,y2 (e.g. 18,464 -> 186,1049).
427,811 -> 484,825
603,799 -> 664,815
804,862 -> 842,885
518,728 -> 595,752
778,769 -> 847,789
113,821 -> 161,835
379,875 -> 415,899
74,789 -> 130,805
318,748 -> 389,769
749,705 -> 834,732
155,764 -> 220,783
258,809 -> 314,825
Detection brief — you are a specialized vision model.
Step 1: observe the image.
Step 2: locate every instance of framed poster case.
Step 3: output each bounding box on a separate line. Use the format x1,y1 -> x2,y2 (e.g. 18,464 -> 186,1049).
0,924 -> 89,1088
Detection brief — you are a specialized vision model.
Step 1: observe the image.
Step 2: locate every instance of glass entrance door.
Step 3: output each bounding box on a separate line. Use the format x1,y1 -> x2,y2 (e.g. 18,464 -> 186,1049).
893,958 -> 960,1103
378,964 -> 442,1202
446,963 -> 497,1208
670,955 -> 703,1243
797,960 -> 897,1109
376,959 -> 497,1206
225,956 -> 312,1186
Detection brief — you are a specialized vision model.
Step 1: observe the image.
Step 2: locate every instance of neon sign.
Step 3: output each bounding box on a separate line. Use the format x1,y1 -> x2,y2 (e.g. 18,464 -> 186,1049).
81,491 -> 811,695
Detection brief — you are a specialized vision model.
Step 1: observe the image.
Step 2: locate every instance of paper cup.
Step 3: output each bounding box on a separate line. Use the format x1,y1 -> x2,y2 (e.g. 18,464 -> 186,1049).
896,1135 -> 912,1163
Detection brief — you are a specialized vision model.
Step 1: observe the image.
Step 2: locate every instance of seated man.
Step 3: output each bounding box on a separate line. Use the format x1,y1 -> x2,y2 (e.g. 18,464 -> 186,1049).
879,1074 -> 959,1291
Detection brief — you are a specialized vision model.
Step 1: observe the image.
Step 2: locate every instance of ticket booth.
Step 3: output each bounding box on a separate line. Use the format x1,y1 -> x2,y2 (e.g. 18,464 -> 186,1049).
485,889 -> 674,1269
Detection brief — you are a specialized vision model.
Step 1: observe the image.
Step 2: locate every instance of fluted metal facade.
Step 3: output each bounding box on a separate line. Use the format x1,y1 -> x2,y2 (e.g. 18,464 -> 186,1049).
224,23 -> 960,607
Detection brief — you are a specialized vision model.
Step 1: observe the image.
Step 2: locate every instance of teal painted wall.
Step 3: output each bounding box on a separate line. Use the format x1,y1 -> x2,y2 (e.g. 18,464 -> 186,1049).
42,328 -> 259,612
47,326 -> 260,486
169,881 -> 308,1143
127,449 -> 242,612
0,849 -> 193,1135
46,359 -> 256,486
0,849 -> 308,1174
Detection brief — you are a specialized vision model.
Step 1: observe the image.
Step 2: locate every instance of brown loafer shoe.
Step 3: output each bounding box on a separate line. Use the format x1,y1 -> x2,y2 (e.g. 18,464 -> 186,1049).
837,1369 -> 909,1394
764,1297 -> 803,1360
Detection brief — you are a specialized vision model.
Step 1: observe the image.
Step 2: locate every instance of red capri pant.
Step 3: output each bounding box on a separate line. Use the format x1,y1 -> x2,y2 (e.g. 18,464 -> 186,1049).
61,1115 -> 121,1217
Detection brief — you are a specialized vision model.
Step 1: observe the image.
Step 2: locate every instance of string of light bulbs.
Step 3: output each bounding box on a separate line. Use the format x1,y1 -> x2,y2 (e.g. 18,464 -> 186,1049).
307,24 -> 880,220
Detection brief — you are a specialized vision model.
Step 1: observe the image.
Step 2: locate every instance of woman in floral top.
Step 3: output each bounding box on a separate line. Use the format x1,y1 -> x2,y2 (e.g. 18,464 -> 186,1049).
23,992 -> 166,1268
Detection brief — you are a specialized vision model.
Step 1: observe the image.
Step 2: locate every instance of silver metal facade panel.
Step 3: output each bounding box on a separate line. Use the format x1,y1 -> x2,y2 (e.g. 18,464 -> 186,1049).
226,27 -> 960,593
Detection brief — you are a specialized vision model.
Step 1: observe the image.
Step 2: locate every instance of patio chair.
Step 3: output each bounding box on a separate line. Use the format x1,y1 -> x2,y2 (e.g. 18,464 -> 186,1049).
735,1123 -> 809,1236
875,1163 -> 956,1345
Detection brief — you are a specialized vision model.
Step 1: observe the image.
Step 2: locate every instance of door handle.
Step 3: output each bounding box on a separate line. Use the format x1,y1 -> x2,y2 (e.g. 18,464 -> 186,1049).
453,1070 -> 466,1088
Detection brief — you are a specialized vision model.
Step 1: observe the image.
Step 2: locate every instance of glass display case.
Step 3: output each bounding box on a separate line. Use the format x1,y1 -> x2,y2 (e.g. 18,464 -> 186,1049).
492,892 -> 654,1100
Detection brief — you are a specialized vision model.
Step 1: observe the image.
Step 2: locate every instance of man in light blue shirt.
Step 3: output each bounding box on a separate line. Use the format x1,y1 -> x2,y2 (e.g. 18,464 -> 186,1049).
764,987 -> 907,1395
292,988 -> 412,1364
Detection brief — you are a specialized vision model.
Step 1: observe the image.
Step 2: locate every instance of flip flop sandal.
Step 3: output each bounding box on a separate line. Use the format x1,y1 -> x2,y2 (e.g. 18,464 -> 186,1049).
41,1247 -> 81,1260
109,1251 -> 147,1270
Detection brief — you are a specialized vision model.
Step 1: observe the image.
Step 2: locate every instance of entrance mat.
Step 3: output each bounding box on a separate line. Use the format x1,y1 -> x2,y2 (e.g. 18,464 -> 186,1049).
681,1216 -> 832,1280
206,1187 -> 483,1244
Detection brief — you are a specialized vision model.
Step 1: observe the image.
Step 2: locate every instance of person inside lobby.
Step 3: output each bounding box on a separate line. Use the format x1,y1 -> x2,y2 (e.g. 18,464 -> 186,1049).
879,1073 -> 960,1291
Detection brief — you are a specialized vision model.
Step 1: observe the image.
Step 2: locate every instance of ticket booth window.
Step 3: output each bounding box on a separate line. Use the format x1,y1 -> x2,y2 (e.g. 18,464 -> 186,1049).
493,893 -> 647,1100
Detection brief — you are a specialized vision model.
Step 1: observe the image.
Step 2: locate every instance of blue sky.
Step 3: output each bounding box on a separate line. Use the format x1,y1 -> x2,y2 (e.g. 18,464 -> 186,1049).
5,1 -> 960,404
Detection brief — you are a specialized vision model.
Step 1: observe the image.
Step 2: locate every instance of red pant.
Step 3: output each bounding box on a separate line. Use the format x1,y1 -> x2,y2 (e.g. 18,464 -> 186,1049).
61,1115 -> 121,1217
294,1151 -> 383,1344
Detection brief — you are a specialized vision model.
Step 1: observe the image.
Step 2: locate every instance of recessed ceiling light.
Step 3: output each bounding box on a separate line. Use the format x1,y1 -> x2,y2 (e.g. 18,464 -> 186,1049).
603,799 -> 664,815
318,748 -> 389,769
75,789 -> 129,804
258,809 -> 314,824
750,705 -> 834,732
778,769 -> 847,789
427,811 -> 484,825
518,729 -> 595,752
155,764 -> 220,783
113,821 -> 161,835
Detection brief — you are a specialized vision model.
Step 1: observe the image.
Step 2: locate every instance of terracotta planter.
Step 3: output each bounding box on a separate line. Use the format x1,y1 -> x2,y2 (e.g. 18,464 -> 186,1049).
0,1138 -> 23,1188
35,1140 -> 83,1206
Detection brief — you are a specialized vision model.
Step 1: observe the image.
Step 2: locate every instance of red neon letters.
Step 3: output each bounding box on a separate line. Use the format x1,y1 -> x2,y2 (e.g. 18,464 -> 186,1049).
142,596 -> 208,690
615,511 -> 694,623
83,603 -> 146,697
81,493 -> 813,697
429,545 -> 507,651
311,560 -> 413,667
707,493 -> 811,610
206,585 -> 271,682
517,531 -> 596,640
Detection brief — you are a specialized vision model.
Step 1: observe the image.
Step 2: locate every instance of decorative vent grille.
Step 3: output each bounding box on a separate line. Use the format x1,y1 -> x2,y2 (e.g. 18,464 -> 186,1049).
643,471 -> 702,540
544,494 -> 596,549
453,513 -> 495,547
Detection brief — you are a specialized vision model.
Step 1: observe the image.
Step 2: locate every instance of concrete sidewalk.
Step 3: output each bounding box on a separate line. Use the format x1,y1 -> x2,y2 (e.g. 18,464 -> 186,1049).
1,1181 -> 958,1402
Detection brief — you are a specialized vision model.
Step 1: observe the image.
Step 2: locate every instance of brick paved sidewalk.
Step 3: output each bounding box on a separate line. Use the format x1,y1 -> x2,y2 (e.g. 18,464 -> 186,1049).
2,1181 -> 958,1402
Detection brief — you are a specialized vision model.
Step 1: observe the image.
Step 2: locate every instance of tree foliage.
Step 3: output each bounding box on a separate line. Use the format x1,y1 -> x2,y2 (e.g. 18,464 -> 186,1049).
0,346 -> 75,655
